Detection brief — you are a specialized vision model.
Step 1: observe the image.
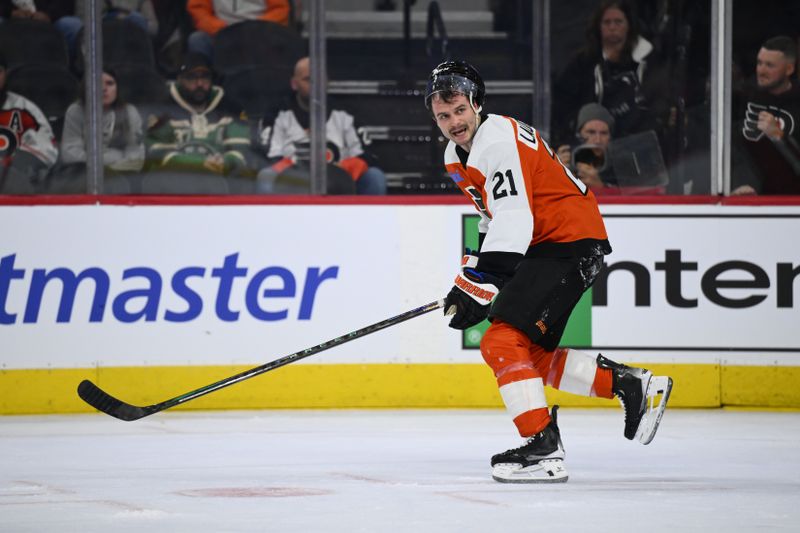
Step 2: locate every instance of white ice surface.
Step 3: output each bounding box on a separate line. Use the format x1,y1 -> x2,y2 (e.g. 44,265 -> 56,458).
1,408 -> 799,532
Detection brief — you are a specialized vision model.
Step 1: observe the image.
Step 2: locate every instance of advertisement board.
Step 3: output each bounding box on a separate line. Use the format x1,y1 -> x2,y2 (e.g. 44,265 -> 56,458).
2,203 -> 799,368
1,201 -> 798,412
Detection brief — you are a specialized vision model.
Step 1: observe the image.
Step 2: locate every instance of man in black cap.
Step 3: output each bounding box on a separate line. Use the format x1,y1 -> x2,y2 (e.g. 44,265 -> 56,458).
0,50 -> 58,193
145,53 -> 250,180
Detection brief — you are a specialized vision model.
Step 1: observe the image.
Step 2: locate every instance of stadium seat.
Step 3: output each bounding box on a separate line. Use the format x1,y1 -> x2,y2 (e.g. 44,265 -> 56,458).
112,64 -> 169,106
104,175 -> 133,194
46,163 -> 87,194
7,65 -> 79,141
222,65 -> 293,120
75,19 -> 156,73
140,172 -> 230,194
102,19 -> 155,68
212,20 -> 305,75
0,168 -> 42,195
45,164 -> 134,195
0,19 -> 69,70
227,176 -> 257,194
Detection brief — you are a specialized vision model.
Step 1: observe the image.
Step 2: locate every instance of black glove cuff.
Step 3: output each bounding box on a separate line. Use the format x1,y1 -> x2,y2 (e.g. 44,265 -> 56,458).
476,251 -> 523,280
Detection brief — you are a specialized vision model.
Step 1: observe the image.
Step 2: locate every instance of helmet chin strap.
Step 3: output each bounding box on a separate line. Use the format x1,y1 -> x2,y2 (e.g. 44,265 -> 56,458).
468,92 -> 482,128
468,92 -> 482,113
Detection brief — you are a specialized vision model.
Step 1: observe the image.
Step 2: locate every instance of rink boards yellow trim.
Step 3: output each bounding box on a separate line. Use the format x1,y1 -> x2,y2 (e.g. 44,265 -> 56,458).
2,363 -> 799,415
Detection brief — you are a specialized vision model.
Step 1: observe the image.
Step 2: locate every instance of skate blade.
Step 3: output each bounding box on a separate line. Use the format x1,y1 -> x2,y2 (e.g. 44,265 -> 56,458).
636,376 -> 673,445
492,460 -> 569,484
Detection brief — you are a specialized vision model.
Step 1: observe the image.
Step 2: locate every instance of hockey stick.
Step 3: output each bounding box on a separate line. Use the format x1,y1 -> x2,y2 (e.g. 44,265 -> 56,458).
78,299 -> 445,421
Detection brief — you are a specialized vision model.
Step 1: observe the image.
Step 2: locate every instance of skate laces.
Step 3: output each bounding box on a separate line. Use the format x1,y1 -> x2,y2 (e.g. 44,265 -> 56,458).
502,433 -> 541,454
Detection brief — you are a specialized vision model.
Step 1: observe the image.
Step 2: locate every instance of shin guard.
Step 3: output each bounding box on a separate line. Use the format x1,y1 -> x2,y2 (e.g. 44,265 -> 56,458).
481,321 -> 550,436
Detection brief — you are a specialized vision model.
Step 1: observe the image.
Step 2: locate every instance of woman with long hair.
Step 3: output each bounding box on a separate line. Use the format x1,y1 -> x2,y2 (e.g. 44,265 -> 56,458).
60,68 -> 145,176
552,0 -> 666,144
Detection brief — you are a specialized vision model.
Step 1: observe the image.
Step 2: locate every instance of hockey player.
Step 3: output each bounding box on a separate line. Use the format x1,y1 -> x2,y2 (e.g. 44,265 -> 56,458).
426,60 -> 672,483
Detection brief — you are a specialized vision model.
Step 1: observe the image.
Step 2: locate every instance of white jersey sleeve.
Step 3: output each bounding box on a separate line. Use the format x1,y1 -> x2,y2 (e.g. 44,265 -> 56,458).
265,110 -> 301,159
469,119 -> 533,256
328,110 -> 364,160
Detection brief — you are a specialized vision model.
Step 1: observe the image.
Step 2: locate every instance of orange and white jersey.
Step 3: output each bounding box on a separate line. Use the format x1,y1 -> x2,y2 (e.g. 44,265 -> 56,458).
444,114 -> 611,259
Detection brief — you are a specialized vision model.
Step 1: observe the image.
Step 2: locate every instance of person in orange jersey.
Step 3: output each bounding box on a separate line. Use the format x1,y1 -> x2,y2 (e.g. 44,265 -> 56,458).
426,60 -> 673,483
186,0 -> 292,59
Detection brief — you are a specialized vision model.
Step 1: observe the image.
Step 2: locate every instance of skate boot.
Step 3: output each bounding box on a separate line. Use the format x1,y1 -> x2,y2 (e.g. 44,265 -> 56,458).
490,405 -> 568,483
597,355 -> 673,445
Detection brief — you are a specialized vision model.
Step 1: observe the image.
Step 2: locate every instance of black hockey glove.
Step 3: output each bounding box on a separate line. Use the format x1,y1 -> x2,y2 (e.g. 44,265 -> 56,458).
444,256 -> 504,330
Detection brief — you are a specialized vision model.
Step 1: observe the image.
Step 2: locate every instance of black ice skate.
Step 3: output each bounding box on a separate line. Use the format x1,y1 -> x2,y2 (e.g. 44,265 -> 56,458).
490,405 -> 568,483
597,355 -> 673,445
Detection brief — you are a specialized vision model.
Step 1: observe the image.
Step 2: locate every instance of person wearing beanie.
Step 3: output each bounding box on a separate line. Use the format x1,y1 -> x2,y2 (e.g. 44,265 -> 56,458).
556,102 -> 618,193
576,102 -> 616,133
0,49 -> 58,193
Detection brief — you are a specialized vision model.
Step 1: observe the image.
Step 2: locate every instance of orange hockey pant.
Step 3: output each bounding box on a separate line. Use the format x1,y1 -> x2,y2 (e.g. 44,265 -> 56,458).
480,320 -> 614,437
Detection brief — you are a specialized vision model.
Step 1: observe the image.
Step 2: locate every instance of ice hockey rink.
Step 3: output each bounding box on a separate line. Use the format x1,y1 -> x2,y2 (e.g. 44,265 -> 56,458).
1,408 -> 799,532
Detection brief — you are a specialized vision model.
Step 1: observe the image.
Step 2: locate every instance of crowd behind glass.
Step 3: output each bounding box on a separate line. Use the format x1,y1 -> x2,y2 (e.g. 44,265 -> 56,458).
0,0 -> 798,196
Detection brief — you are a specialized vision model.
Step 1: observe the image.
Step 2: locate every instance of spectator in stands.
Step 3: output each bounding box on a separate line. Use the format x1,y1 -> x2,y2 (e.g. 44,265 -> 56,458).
144,52 -> 249,179
732,1 -> 800,88
0,50 -> 57,192
59,68 -> 144,179
0,1 -> 80,66
556,103 -> 617,194
731,35 -> 800,195
552,0 -> 665,145
257,56 -> 388,195
186,0 -> 291,59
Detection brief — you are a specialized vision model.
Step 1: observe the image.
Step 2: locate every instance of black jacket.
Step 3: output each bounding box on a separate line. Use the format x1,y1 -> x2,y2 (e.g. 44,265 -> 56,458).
733,82 -> 800,195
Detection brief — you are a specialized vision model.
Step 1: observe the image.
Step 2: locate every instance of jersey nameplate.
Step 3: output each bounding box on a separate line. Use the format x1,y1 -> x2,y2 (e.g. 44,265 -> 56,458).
515,119 -> 538,151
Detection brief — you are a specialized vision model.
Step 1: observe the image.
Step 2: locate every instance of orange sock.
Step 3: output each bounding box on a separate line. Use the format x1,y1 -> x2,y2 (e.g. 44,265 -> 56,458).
533,346 -> 615,399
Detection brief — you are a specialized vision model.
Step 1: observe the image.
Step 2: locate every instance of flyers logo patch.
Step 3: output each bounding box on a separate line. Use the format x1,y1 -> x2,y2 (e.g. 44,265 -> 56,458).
743,102 -> 795,142
0,126 -> 19,158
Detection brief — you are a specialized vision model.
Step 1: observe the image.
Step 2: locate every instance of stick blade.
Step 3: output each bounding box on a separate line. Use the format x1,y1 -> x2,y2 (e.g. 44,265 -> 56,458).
77,380 -> 150,421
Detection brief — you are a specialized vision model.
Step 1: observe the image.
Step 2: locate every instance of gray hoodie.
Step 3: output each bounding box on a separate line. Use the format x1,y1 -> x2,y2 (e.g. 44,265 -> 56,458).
60,102 -> 145,172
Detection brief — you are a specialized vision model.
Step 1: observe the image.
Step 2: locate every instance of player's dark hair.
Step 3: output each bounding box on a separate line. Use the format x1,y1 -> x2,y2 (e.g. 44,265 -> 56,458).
429,90 -> 461,105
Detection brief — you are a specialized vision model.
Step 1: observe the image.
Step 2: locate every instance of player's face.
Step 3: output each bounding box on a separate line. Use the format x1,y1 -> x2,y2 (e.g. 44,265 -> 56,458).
579,119 -> 611,150
600,7 -> 628,47
756,48 -> 795,92
430,93 -> 479,148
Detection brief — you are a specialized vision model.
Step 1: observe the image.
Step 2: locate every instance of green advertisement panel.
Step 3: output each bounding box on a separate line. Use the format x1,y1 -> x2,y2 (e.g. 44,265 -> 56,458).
461,215 -> 592,349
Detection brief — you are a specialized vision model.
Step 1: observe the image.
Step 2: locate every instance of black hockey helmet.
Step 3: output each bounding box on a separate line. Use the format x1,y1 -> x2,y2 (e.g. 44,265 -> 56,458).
424,60 -> 485,110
